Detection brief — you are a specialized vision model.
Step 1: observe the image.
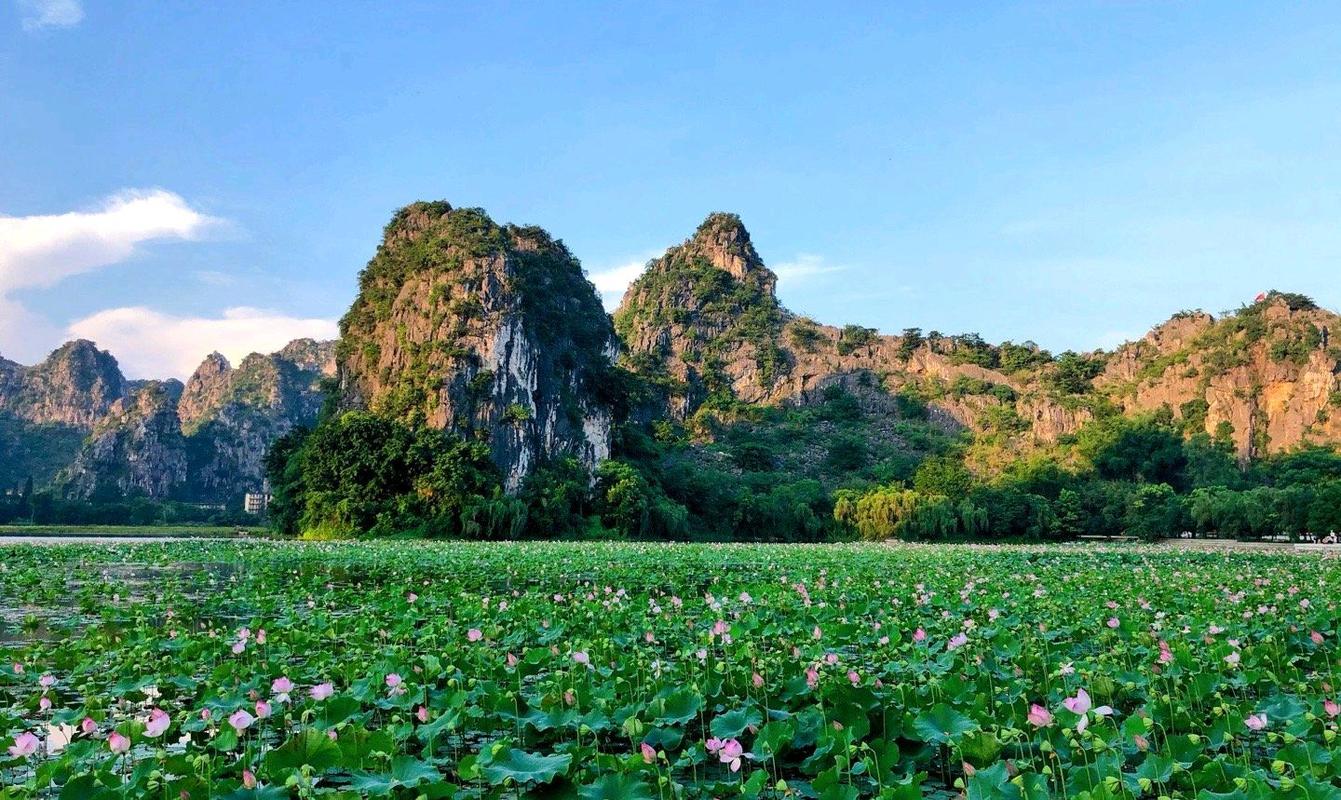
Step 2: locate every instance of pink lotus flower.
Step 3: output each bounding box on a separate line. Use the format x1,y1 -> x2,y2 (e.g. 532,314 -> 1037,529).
913,628 -> 927,643
712,620 -> 729,636
231,641 -> 245,655
752,672 -> 764,688
573,651 -> 590,666
1312,630 -> 1325,645
805,666 -> 820,688
108,731 -> 130,754
947,633 -> 968,651
255,700 -> 272,719
228,709 -> 254,733
641,741 -> 656,763
8,732 -> 38,758
812,626 -> 822,640
407,593 -> 418,604
1224,651 -> 1240,667
12,662 -> 23,674
1245,713 -> 1268,731
39,696 -> 52,711
144,708 -> 170,738
242,769 -> 257,789
1326,699 -> 1340,718
80,717 -> 97,736
705,736 -> 724,754
272,676 -> 294,701
847,670 -> 860,686
716,738 -> 750,772
310,682 -> 334,701
255,629 -> 266,645
506,653 -> 519,668
1027,704 -> 1053,727
467,628 -> 483,642
1063,689 -> 1112,733
1106,617 -> 1120,629
39,673 -> 55,689
416,706 -> 429,723
385,673 -> 403,691
563,689 -> 575,706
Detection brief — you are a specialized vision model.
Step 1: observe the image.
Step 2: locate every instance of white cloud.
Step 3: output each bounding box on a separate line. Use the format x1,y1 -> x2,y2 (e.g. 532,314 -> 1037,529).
772,253 -> 845,285
68,306 -> 339,379
0,189 -> 218,293
0,189 -> 222,363
18,0 -> 83,31
587,254 -> 660,311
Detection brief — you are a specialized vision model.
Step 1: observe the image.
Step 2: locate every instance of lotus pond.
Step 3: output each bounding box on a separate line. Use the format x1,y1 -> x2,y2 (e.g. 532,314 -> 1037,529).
1,540 -> 1339,799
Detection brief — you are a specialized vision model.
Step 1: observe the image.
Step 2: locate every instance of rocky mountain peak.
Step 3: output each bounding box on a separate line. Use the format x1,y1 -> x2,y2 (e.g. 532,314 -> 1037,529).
0,339 -> 127,428
682,212 -> 775,294
277,339 -> 337,376
339,201 -> 616,490
193,352 -> 233,380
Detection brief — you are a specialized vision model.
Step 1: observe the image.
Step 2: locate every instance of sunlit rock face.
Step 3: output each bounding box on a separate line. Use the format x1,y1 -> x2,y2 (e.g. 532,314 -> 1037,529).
337,201 -> 617,491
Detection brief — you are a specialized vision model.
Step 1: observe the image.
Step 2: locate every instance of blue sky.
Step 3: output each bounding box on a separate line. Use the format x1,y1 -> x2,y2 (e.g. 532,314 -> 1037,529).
3,2 -> 1340,377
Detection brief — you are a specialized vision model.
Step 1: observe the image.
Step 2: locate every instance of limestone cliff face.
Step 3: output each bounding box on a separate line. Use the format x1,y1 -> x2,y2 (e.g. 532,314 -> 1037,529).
337,202 -> 617,490
0,342 -> 129,488
2,339 -> 335,501
0,341 -> 127,428
1095,295 -> 1341,458
62,381 -> 189,500
176,341 -> 336,499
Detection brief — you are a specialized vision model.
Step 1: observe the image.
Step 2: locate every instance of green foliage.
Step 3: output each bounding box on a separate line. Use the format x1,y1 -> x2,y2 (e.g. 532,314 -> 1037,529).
1047,351 -> 1106,395
824,433 -> 868,471
912,456 -> 972,496
944,333 -> 997,368
1075,413 -> 1189,488
503,403 -> 533,424
836,325 -> 877,356
517,457 -> 591,537
594,460 -> 688,539
786,317 -> 823,353
833,486 -> 949,540
997,341 -> 1053,373
1182,433 -> 1244,489
265,411 -> 515,539
1123,483 -> 1184,541
1179,398 -> 1209,434
896,327 -> 923,360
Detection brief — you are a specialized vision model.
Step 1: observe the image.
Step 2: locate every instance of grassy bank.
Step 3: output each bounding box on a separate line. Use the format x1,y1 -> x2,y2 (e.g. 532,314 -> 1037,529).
0,524 -> 261,537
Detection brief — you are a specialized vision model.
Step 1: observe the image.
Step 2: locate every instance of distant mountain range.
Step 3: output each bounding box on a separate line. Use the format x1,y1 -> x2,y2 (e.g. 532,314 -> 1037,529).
0,338 -> 333,501
3,201 -> 1338,503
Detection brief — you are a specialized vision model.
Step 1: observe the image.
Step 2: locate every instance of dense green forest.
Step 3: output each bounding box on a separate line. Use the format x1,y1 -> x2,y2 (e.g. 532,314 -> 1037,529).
263,375 -> 1341,542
